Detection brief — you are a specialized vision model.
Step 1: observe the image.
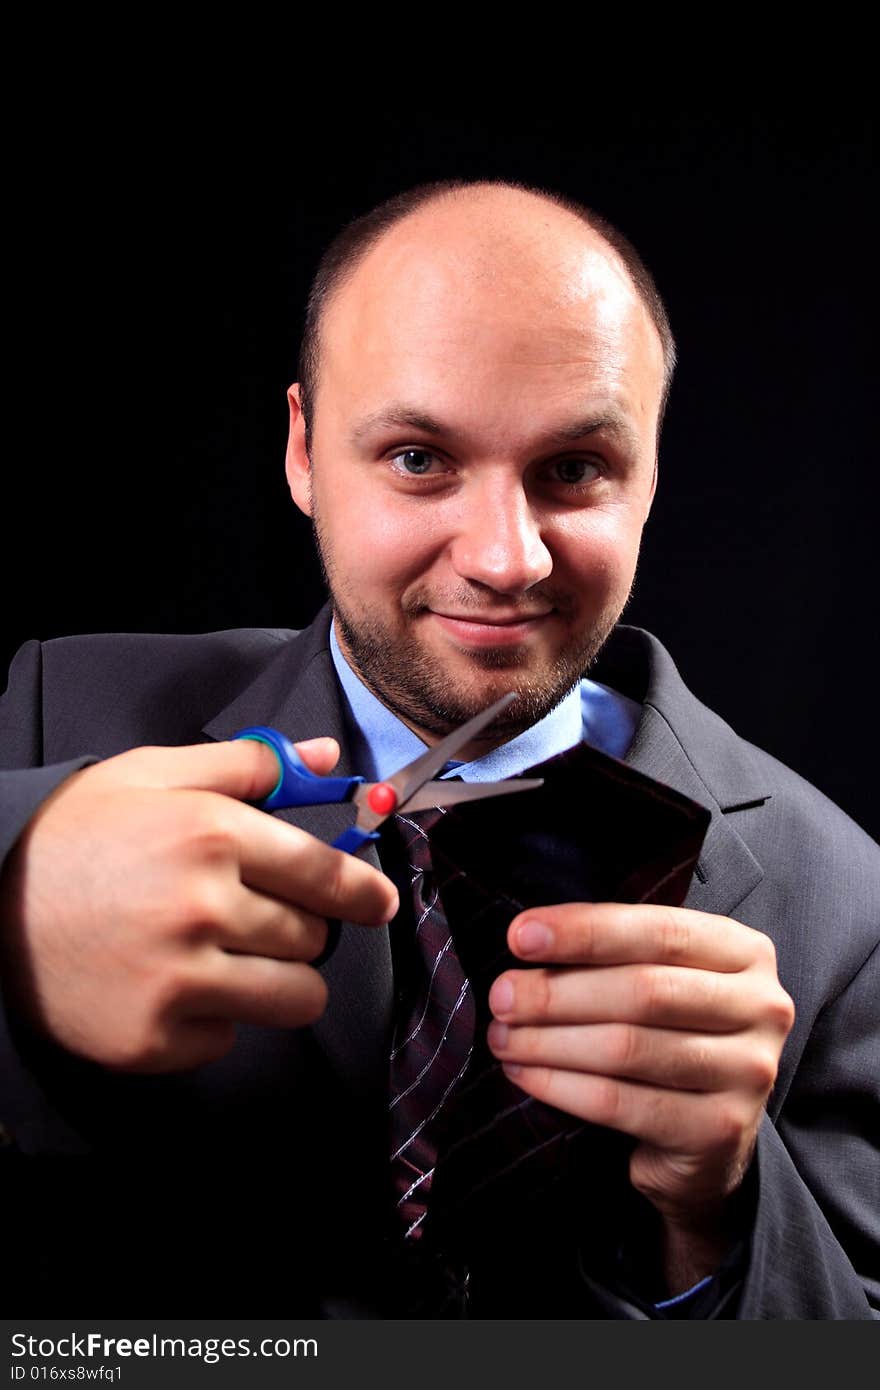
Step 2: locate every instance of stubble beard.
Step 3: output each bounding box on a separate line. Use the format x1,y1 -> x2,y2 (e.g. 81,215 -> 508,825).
312,511 -> 624,742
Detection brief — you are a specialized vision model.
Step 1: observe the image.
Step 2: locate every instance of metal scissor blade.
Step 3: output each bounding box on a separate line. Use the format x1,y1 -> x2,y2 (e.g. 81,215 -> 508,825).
390,690 -> 519,807
402,776 -> 544,815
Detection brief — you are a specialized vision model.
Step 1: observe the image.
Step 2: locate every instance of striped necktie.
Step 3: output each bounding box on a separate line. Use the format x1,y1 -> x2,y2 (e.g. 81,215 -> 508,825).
387,806 -> 476,1242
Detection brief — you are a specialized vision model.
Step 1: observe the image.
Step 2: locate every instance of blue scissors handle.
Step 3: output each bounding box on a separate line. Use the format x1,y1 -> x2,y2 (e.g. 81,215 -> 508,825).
232,694 -> 534,860
233,726 -> 379,854
330,824 -> 380,854
232,725 -> 365,818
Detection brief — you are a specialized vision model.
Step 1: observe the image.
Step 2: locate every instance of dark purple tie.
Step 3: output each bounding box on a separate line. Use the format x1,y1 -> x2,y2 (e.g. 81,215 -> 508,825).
414,740 -> 712,1249
384,741 -> 711,1287
387,806 -> 476,1241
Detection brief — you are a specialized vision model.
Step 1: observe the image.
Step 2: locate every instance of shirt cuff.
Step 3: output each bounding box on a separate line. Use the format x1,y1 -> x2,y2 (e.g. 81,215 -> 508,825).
603,1170 -> 757,1318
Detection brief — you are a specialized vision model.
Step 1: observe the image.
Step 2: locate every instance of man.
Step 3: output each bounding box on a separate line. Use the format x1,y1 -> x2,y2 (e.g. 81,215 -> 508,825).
0,178 -> 877,1319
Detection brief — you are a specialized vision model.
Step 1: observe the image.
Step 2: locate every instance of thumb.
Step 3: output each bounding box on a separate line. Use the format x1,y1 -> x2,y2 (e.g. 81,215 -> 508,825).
290,737 -> 341,776
112,735 -> 341,802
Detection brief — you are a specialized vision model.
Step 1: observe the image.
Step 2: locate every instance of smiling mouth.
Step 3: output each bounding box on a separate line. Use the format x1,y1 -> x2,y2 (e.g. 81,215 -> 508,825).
431,609 -> 553,625
428,610 -> 554,646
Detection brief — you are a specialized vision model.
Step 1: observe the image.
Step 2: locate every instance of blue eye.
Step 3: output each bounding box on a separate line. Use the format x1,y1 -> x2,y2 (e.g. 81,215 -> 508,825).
552,459 -> 600,485
393,449 -> 436,475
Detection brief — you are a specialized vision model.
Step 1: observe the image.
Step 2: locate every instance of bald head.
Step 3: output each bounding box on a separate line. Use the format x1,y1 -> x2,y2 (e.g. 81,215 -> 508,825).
309,187 -> 664,478
285,178 -> 667,745
296,178 -> 675,458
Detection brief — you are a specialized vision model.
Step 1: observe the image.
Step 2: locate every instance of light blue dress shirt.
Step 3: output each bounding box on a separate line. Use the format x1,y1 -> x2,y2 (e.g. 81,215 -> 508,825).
328,619 -> 715,1313
328,619 -> 641,777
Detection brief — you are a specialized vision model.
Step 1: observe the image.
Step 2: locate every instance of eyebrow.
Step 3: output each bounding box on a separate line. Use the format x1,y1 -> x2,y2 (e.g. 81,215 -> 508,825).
348,403 -> 642,455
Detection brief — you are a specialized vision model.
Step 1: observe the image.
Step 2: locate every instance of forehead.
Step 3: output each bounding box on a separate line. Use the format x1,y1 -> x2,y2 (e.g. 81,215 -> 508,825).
317,198 -> 664,442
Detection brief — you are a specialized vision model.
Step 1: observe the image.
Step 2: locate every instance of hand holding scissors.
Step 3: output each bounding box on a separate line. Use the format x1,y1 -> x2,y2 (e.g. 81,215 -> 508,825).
232,690 -> 543,854
0,693 -> 541,1072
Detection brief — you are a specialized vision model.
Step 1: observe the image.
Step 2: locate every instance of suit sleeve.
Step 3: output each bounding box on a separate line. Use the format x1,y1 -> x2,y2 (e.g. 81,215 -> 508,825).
632,946 -> 878,1319
575,823 -> 880,1320
737,934 -> 880,1319
0,640 -> 98,1153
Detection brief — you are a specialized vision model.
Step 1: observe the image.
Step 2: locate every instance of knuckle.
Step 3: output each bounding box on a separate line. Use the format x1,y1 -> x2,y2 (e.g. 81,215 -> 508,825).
708,1098 -> 749,1152
186,811 -> 237,864
515,1027 -> 545,1064
766,986 -> 796,1034
645,1086 -> 674,1132
532,968 -> 555,1020
571,911 -> 597,958
657,907 -> 691,961
238,742 -> 282,803
513,1028 -> 536,1062
177,881 -> 227,935
591,1075 -> 624,1127
685,1037 -> 715,1083
634,965 -> 669,1018
100,1029 -> 150,1071
102,1010 -> 172,1072
289,967 -> 329,1026
364,866 -> 398,924
299,915 -> 329,962
610,1022 -> 642,1072
322,849 -> 351,911
747,1047 -> 780,1093
746,926 -> 779,971
149,961 -> 199,1019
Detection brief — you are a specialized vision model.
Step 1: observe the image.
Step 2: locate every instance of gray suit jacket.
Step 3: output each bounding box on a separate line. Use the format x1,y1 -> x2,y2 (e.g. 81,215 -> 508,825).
1,609 -> 877,1318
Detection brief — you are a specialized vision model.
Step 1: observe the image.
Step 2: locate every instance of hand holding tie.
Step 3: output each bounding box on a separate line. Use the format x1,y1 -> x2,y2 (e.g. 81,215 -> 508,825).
486,902 -> 795,1289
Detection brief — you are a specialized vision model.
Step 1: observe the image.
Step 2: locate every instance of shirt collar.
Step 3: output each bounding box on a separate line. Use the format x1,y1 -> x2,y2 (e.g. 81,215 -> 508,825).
329,618 -> 639,782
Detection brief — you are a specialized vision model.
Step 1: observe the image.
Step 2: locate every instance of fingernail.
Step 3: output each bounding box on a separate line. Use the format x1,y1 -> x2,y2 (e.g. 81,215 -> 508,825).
489,977 -> 514,1016
516,920 -> 553,955
503,1062 -> 523,1078
487,1021 -> 509,1051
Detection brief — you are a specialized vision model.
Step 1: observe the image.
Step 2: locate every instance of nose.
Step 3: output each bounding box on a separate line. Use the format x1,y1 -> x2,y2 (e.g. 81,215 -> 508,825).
449,475 -> 553,596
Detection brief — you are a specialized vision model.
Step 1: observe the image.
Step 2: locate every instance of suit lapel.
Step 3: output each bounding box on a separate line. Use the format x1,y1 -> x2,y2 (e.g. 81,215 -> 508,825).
624,704 -> 764,917
597,626 -> 769,920
200,605 -> 394,1100
196,611 -> 769,1099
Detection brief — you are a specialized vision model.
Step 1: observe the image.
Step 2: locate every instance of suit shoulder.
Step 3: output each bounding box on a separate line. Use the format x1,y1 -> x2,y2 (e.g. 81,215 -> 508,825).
34,628 -> 301,757
41,627 -> 297,659
728,728 -> 876,861
40,627 -> 297,696
698,720 -> 880,955
633,630 -> 880,870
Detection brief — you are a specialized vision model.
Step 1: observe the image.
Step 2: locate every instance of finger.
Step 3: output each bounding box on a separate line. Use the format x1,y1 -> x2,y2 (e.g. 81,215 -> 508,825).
114,736 -> 341,802
488,963 -> 770,1032
189,951 -> 330,1029
507,903 -> 770,973
486,1021 -> 780,1095
107,1018 -> 240,1075
498,1064 -> 751,1154
212,885 -> 329,963
228,799 -> 399,925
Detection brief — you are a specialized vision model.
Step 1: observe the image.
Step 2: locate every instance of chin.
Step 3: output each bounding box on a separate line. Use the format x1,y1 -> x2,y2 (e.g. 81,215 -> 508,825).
450,644 -> 535,671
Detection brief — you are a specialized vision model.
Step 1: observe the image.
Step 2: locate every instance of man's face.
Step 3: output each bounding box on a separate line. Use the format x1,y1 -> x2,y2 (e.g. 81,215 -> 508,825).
286,197 -> 663,749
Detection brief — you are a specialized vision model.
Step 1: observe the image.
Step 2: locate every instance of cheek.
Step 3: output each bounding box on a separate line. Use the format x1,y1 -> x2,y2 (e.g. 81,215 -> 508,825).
553,512 -> 642,594
336,501 -> 443,592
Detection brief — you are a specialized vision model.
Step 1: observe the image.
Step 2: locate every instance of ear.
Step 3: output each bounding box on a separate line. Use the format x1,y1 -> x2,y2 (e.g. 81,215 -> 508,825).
285,383 -> 313,517
645,455 -> 658,521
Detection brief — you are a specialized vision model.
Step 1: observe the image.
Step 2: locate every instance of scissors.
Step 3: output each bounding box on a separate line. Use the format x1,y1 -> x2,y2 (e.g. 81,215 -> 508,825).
231,690 -> 543,856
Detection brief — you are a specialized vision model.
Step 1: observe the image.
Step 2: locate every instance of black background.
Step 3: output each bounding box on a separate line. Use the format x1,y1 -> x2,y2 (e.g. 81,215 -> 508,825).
4,107 -> 876,842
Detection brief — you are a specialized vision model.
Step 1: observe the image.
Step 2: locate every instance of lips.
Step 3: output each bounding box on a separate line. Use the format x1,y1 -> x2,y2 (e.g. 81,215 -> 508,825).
435,612 -> 551,624
429,610 -> 553,647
